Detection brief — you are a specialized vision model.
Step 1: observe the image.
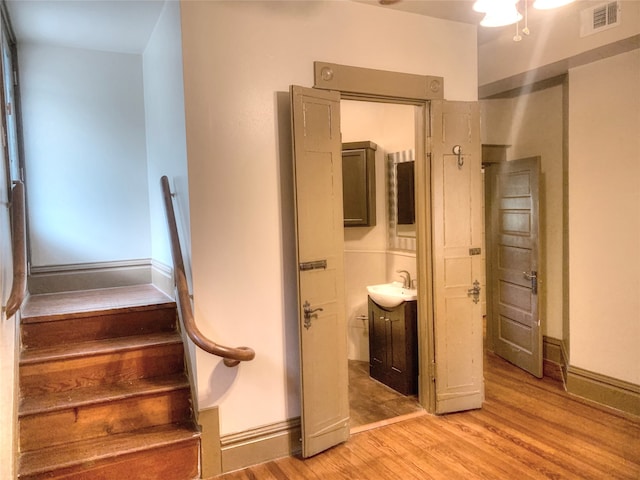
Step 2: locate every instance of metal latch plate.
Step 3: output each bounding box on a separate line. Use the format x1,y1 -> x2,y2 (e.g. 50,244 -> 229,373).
299,260 -> 327,271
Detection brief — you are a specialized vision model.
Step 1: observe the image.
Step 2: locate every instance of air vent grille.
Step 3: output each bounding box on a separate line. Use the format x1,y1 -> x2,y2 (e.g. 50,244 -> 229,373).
581,1 -> 621,37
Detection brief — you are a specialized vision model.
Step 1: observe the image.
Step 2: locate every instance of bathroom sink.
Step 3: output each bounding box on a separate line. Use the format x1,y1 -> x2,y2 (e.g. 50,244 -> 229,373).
366,282 -> 417,309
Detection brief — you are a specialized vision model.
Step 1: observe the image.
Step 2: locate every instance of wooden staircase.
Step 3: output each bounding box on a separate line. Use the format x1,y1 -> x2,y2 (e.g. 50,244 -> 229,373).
17,285 -> 201,480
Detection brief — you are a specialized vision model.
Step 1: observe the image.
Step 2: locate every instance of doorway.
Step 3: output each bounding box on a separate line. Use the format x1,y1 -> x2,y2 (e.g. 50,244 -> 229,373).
340,100 -> 423,430
292,74 -> 483,457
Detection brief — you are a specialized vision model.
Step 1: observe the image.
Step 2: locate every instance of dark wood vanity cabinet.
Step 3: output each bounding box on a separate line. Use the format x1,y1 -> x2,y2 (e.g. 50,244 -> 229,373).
342,141 -> 377,227
368,297 -> 418,395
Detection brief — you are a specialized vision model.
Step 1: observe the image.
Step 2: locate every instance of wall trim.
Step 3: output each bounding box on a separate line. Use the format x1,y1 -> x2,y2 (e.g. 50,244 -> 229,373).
28,259 -> 152,294
220,418 -> 301,473
151,259 -> 174,298
543,336 -> 567,382
566,365 -> 640,417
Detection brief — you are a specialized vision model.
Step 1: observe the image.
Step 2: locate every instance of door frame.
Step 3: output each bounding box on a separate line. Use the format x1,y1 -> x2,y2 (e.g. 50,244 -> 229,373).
312,62 -> 444,413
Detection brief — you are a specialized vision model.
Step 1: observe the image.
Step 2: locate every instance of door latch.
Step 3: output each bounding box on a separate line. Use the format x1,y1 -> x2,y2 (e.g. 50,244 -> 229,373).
523,271 -> 538,294
467,280 -> 481,304
303,301 -> 323,330
453,145 -> 463,169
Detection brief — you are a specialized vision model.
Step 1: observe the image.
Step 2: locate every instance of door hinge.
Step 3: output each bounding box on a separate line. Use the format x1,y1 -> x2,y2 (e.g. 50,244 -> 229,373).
429,362 -> 436,382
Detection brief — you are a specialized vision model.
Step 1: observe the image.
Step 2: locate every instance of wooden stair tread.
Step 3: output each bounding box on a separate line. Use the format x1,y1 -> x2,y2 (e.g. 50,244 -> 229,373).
22,284 -> 174,323
19,373 -> 190,416
20,331 -> 182,365
18,422 -> 200,477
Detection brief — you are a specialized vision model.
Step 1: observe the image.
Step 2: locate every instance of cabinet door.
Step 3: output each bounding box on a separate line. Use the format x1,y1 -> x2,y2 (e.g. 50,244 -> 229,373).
388,302 -> 418,395
388,306 -> 407,378
369,299 -> 387,383
342,142 -> 376,227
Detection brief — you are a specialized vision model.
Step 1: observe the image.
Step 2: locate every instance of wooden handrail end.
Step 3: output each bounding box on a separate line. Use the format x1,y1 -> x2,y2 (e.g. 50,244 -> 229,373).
162,175 -> 255,366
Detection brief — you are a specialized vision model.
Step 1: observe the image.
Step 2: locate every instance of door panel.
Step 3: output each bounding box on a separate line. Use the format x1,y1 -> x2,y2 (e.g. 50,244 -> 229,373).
290,85 -> 349,457
488,157 -> 541,378
431,101 -> 483,414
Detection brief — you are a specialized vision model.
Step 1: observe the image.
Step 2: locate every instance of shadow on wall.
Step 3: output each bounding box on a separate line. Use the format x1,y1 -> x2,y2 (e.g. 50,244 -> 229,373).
275,91 -> 301,419
206,359 -> 241,404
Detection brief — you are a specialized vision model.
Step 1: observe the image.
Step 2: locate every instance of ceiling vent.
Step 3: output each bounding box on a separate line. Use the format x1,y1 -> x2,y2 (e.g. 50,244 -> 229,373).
580,1 -> 621,37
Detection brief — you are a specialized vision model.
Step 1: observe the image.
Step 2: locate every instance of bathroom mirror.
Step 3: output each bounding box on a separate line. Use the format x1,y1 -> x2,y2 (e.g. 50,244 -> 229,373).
388,150 -> 416,248
395,160 -> 416,238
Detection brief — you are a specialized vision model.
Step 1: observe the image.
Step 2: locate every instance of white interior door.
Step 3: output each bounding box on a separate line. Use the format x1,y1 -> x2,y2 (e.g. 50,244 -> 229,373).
430,100 -> 484,414
290,85 -> 349,457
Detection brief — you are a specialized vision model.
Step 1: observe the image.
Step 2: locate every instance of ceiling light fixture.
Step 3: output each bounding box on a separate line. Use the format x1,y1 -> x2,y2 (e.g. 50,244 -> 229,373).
474,0 -> 575,41
475,0 -> 522,27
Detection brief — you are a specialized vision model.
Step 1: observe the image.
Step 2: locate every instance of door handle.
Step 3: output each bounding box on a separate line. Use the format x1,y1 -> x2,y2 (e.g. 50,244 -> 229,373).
523,271 -> 538,294
303,301 -> 323,330
467,280 -> 481,304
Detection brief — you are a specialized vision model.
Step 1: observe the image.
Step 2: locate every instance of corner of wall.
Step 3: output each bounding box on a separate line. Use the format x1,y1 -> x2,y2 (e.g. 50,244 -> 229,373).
198,406 -> 222,478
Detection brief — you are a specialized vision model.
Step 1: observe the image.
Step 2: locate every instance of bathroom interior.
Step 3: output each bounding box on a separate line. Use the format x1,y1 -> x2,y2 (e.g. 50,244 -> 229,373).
340,100 -> 424,430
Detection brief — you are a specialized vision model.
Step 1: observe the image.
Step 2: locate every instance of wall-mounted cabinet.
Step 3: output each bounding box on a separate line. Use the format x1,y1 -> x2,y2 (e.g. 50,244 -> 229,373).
368,297 -> 418,395
342,141 -> 377,227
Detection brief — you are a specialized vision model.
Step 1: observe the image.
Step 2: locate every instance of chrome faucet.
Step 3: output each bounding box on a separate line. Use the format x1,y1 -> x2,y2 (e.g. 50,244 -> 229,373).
396,270 -> 412,289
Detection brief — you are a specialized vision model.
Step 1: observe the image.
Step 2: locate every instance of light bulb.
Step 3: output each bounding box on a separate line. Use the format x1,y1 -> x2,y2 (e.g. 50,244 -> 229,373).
481,5 -> 523,27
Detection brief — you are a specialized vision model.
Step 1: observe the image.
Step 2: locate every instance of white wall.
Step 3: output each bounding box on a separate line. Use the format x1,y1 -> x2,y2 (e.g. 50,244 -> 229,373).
180,0 -> 477,436
0,135 -> 16,479
568,49 -> 640,385
478,1 -> 640,86
481,84 -> 564,339
19,44 -> 151,267
143,0 -> 190,272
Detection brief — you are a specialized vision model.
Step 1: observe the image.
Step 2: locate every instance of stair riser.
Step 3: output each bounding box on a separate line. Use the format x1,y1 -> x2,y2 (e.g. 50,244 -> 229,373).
20,344 -> 185,396
20,389 -> 192,452
22,308 -> 177,349
19,438 -> 200,480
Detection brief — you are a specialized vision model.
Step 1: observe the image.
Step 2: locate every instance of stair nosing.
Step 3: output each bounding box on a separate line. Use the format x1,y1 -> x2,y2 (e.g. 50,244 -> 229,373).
19,373 -> 191,417
18,422 -> 201,477
21,301 -> 177,324
20,331 -> 183,366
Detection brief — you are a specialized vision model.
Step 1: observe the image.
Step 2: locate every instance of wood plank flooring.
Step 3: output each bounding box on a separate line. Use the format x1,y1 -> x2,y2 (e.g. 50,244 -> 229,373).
212,352 -> 640,479
348,360 -> 423,430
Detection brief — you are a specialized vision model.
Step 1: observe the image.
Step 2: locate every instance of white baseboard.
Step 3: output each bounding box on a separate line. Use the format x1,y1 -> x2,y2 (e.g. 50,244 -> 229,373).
28,259 -> 153,294
151,259 -> 174,297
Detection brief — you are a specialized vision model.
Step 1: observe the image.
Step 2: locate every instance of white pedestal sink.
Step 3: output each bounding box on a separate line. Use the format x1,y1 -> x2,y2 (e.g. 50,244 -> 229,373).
366,281 -> 417,308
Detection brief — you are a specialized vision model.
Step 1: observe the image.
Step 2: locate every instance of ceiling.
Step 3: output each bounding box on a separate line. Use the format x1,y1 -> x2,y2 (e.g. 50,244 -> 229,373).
5,0 -> 165,54
4,0 -> 556,54
354,0 -> 484,24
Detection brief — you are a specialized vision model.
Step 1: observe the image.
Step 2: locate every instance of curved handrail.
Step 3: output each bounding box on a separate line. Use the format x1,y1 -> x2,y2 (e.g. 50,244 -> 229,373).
5,180 -> 27,319
161,176 -> 255,367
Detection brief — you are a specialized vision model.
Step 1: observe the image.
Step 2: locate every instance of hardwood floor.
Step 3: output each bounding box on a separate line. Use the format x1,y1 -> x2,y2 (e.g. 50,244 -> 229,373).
348,360 -> 423,430
212,352 -> 640,479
